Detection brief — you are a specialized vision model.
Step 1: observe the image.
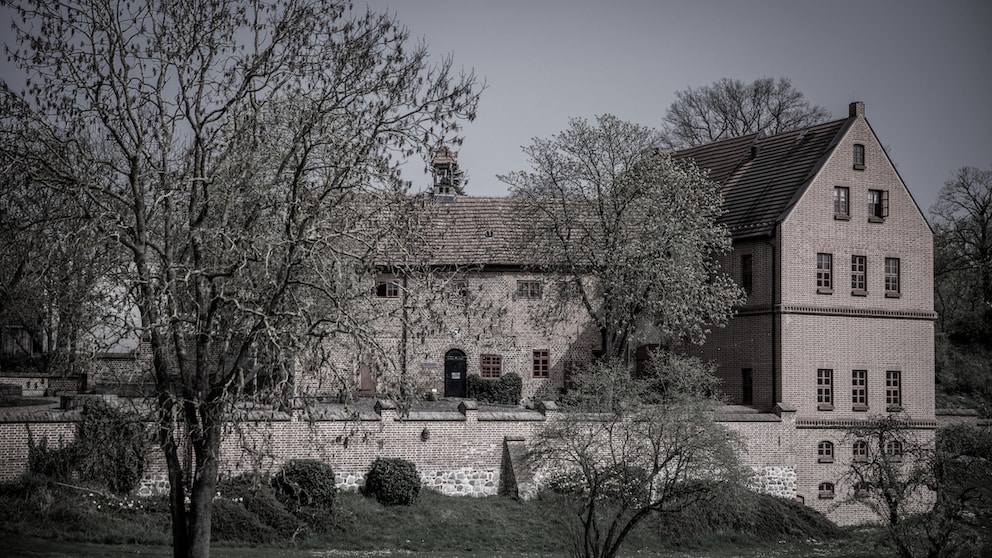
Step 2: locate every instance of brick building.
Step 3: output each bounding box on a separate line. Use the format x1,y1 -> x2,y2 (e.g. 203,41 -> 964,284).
346,101 -> 936,519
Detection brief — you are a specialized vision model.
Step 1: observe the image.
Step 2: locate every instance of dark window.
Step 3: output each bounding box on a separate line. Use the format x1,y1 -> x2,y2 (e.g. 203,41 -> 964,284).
852,370 -> 867,409
833,186 -> 850,217
817,369 -> 833,409
853,440 -> 868,461
375,279 -> 400,298
886,370 -> 902,409
479,354 -> 502,378
517,280 -> 542,300
854,481 -> 871,497
885,440 -> 903,460
868,189 -> 889,221
851,255 -> 867,293
741,368 -> 753,405
741,254 -> 753,295
853,144 -> 865,170
816,253 -> 832,292
885,258 -> 901,296
532,349 -> 550,378
818,441 -> 834,463
818,482 -> 835,499
634,344 -> 658,379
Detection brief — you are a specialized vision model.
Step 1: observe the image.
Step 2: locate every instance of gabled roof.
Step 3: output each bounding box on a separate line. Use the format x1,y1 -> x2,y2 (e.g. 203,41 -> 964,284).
673,117 -> 851,238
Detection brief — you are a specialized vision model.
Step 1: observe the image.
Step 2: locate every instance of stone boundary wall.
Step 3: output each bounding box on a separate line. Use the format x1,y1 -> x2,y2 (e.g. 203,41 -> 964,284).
0,399 -> 857,520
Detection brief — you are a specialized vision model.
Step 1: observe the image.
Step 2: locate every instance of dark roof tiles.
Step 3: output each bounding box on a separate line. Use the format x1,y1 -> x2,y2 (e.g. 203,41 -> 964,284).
674,118 -> 850,237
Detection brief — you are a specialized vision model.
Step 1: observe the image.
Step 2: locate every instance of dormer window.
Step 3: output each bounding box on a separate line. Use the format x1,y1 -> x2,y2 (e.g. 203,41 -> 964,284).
853,144 -> 865,170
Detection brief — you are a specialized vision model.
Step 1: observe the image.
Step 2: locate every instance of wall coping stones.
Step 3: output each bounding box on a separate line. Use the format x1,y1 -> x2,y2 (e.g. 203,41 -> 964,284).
715,413 -> 782,423
479,410 -> 545,421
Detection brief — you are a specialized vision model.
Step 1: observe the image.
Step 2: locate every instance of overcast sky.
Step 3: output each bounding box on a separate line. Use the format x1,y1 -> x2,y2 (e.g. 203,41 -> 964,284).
365,0 -> 991,217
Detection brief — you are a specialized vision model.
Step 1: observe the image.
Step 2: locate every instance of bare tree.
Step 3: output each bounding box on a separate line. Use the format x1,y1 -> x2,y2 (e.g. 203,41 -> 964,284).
660,77 -> 829,149
500,114 -> 743,360
931,165 -> 992,345
2,1 -> 480,556
532,353 -> 746,558
843,418 -> 992,558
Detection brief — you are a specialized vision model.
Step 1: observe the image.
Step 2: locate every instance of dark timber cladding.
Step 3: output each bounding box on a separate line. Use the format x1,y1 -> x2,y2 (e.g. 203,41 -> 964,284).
673,118 -> 850,238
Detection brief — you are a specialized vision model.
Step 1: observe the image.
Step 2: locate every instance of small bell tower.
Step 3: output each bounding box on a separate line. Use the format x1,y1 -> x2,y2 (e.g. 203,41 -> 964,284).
431,146 -> 464,202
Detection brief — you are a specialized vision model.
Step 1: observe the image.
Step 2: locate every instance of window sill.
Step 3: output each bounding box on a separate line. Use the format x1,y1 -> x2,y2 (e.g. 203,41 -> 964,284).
868,216 -> 885,223
885,292 -> 902,298
818,404 -> 834,411
818,494 -> 835,500
853,164 -> 865,171
887,405 -> 903,413
853,457 -> 868,463
817,288 -> 833,295
818,458 -> 834,464
834,214 -> 850,221
852,405 -> 869,412
851,289 -> 868,297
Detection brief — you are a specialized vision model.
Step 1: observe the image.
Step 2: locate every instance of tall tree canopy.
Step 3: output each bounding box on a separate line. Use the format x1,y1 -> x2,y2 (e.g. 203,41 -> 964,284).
931,165 -> 992,345
1,1 -> 481,556
660,77 -> 829,149
500,114 -> 743,360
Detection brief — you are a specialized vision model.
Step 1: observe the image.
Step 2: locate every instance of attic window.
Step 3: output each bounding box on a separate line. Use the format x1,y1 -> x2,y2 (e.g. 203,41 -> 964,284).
853,144 -> 865,170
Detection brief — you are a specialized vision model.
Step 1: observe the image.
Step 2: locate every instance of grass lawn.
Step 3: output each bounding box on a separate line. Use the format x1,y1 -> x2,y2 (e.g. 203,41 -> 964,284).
0,532 -> 892,558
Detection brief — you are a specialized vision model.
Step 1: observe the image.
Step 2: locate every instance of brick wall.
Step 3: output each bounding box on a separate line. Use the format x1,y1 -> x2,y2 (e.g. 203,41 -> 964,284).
3,401 -> 887,523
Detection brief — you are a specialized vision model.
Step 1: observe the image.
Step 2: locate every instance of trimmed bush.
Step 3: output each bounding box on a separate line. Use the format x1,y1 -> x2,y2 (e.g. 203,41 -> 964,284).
364,458 -> 421,506
467,372 -> 522,405
272,459 -> 337,513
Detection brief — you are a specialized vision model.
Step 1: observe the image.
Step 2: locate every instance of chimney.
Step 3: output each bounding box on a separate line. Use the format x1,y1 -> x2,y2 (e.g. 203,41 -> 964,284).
849,101 -> 865,118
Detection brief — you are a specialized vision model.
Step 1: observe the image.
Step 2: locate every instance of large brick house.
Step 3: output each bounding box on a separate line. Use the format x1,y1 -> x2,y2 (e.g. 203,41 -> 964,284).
350,102 -> 936,515
674,101 -> 936,508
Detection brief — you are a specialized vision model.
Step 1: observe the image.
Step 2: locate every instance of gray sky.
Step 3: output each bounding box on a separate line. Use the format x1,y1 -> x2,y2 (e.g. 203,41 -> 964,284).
2,1 -> 988,217
366,0 -> 992,217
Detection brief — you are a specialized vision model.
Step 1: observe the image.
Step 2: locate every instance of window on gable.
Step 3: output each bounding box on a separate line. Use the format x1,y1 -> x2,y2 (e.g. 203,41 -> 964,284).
818,441 -> 835,463
884,258 -> 901,297
868,189 -> 889,222
852,440 -> 869,461
851,255 -> 867,294
852,370 -> 868,410
853,144 -> 865,170
833,186 -> 850,219
516,280 -> 542,300
816,253 -> 833,293
817,369 -> 833,410
741,254 -> 753,296
818,482 -> 835,499
885,370 -> 902,410
532,349 -> 550,378
480,354 -> 502,378
375,278 -> 400,298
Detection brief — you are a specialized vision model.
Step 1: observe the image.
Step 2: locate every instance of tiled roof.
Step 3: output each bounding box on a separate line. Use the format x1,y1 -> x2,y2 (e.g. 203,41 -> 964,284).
673,117 -> 851,237
413,196 -> 532,267
408,117 -> 852,266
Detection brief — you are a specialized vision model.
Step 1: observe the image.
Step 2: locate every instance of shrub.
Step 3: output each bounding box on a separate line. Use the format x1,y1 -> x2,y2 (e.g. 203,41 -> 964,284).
467,372 -> 522,405
211,497 -> 276,543
364,457 -> 421,506
75,399 -> 147,494
272,459 -> 337,513
26,433 -> 76,481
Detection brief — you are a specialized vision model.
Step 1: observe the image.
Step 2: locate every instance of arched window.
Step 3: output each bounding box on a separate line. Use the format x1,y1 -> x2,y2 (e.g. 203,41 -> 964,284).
854,481 -> 871,498
818,482 -> 835,499
853,143 -> 865,170
817,441 -> 834,463
852,440 -> 868,461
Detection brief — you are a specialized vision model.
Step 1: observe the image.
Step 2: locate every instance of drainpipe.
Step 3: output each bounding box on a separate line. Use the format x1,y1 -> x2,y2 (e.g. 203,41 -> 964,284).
768,225 -> 779,408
